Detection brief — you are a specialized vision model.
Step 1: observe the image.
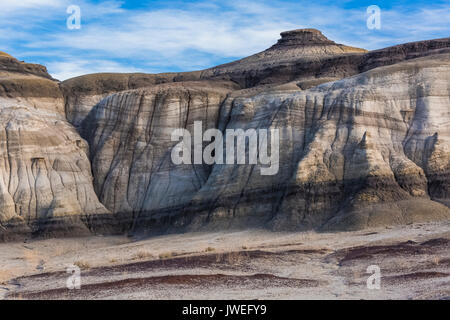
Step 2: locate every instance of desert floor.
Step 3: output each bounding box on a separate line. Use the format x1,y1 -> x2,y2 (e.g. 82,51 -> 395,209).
1,221 -> 449,300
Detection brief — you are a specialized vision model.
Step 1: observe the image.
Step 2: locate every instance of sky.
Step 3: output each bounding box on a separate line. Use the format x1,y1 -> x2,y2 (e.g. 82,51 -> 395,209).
0,0 -> 449,80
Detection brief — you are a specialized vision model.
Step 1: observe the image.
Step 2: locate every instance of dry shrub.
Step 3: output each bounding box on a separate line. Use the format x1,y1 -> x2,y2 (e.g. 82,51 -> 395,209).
133,250 -> 153,260
159,252 -> 174,259
432,256 -> 441,266
73,260 -> 91,270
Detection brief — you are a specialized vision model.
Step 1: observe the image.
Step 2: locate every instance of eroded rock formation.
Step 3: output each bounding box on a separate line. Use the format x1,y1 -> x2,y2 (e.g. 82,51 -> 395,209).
80,81 -> 237,228
0,54 -> 110,240
1,29 -> 449,240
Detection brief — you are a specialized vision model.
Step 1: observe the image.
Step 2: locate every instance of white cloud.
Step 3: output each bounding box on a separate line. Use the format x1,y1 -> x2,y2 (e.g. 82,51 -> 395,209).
0,0 -> 62,11
48,59 -> 144,80
35,7 -> 296,59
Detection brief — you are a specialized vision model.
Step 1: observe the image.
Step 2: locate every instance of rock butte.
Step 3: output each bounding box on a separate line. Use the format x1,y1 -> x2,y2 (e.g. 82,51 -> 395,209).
0,29 -> 449,241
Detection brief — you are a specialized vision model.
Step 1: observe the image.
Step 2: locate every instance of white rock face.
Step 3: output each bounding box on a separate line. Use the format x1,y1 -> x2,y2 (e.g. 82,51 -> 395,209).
0,70 -> 110,239
80,81 -> 236,228
200,55 -> 450,231
60,72 -> 200,128
0,98 -> 109,218
65,93 -> 108,128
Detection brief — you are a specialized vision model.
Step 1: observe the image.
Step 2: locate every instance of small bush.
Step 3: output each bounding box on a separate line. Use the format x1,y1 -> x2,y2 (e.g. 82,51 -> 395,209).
73,260 -> 91,270
133,250 -> 153,260
159,252 -> 173,259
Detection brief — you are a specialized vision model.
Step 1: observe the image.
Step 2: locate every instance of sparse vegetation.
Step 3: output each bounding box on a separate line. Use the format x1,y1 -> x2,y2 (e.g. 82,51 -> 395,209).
133,250 -> 153,260
205,247 -> 215,252
159,252 -> 174,259
73,260 -> 91,269
432,256 -> 441,266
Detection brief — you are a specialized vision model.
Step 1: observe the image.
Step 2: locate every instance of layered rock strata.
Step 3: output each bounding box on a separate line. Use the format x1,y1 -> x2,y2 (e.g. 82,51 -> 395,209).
0,55 -> 111,240
1,29 -> 449,240
82,55 -> 450,234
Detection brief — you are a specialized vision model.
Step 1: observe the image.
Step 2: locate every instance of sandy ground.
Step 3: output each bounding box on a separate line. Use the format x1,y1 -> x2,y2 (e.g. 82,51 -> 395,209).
0,221 -> 449,300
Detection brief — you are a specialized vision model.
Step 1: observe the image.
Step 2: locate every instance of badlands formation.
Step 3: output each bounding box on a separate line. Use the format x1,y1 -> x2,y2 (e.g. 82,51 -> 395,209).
0,29 -> 449,240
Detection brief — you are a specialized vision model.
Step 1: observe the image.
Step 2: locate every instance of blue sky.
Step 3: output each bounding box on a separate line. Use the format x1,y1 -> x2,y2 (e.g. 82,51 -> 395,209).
1,0 -> 449,80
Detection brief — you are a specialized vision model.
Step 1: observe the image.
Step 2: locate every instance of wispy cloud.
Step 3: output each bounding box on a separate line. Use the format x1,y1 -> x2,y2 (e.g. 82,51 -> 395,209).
47,59 -> 144,80
1,0 -> 449,80
0,0 -> 61,12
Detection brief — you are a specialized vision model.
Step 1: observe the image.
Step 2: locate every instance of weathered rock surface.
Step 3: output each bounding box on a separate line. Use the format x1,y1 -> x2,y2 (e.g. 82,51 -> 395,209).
80,81 -> 237,230
82,55 -> 450,235
60,72 -> 205,128
359,37 -> 450,72
0,55 -> 110,240
201,29 -> 367,88
0,52 -> 53,80
207,57 -> 442,231
1,30 -> 449,240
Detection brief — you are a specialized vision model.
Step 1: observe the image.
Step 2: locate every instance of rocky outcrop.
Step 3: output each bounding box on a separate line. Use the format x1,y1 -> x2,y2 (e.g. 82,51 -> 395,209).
200,29 -> 367,89
1,30 -> 449,240
0,52 -> 53,80
80,81 -> 238,230
60,72 -> 205,128
359,37 -> 450,72
0,54 -> 111,240
275,54 -> 450,230
82,54 -> 450,235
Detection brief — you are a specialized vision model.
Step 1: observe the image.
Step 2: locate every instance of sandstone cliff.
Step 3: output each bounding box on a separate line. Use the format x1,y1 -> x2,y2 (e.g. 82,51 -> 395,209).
80,81 -> 238,230
1,29 -> 449,240
83,54 -> 449,235
60,72 -> 203,128
228,54 -> 450,231
0,54 -> 110,240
